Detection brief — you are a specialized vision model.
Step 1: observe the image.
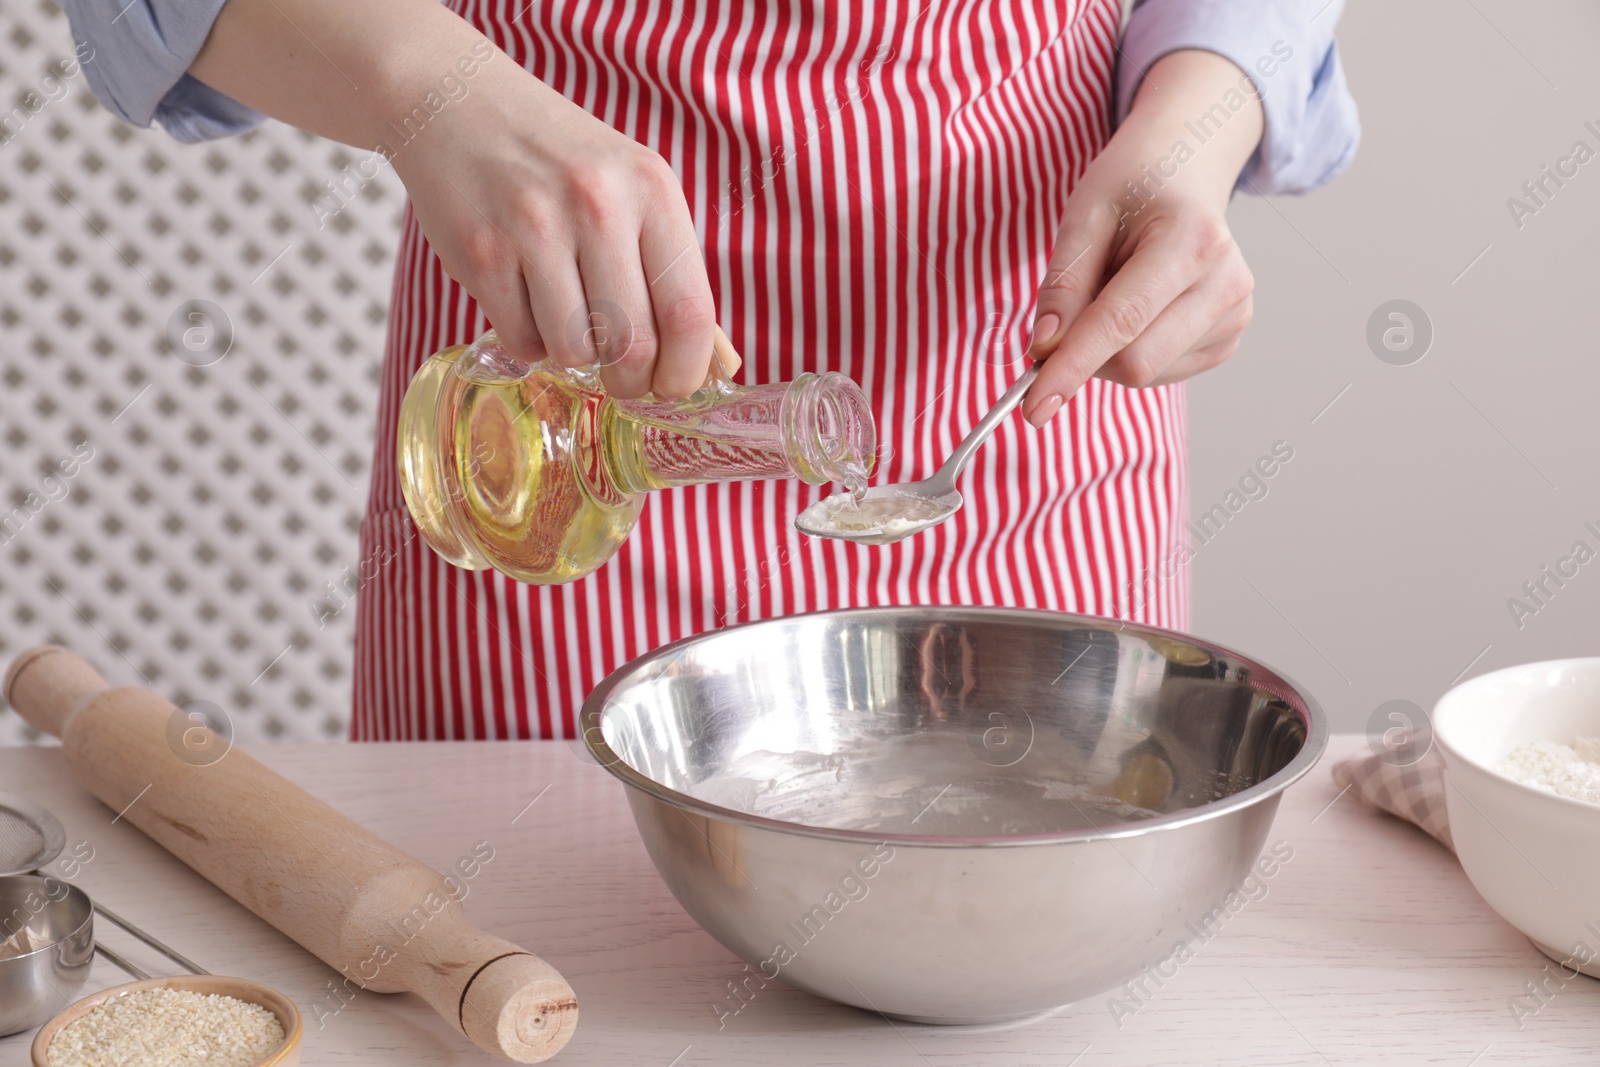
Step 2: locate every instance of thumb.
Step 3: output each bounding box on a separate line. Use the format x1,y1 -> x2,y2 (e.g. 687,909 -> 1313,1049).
1026,203 -> 1119,425
711,325 -> 744,381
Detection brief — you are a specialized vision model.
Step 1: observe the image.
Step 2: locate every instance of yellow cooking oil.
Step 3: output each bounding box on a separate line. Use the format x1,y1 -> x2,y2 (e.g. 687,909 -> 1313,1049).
398,335 -> 875,585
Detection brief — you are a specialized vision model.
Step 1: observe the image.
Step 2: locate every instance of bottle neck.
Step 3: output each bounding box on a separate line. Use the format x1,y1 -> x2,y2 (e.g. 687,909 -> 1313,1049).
603,372 -> 875,495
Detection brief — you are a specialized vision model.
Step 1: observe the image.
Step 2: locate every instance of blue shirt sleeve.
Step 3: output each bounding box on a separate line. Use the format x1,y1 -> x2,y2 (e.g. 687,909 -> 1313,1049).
60,0 -> 263,143
1116,0 -> 1361,195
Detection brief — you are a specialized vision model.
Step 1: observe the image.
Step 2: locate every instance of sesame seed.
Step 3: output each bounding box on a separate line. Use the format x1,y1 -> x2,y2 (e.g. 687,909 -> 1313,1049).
48,987 -> 286,1067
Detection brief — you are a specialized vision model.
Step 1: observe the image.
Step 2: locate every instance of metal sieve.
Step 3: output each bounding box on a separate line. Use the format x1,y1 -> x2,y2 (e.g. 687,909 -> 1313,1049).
0,791 -> 212,1037
0,793 -> 65,877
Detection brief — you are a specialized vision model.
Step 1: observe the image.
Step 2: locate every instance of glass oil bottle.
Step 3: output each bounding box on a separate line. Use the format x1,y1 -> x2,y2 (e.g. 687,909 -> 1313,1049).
397,331 -> 875,584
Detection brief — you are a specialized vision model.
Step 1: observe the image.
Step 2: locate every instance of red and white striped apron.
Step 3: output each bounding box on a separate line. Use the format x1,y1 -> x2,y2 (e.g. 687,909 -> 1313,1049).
351,0 -> 1189,741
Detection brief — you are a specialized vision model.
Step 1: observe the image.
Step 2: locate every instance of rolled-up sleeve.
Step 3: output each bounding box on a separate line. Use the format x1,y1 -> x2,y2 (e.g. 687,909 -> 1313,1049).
1116,0 -> 1361,195
60,0 -> 263,142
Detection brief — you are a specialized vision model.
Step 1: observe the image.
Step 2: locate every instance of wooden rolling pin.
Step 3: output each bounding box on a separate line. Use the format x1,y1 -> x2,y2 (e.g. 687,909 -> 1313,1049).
4,647 -> 577,1063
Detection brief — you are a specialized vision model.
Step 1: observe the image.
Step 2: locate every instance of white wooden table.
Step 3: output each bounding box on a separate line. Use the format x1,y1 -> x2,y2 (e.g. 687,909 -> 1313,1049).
2,737 -> 1596,1066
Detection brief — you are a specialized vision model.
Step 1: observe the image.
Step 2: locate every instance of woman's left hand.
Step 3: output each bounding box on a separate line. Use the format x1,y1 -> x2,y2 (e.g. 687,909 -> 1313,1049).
1024,50 -> 1266,427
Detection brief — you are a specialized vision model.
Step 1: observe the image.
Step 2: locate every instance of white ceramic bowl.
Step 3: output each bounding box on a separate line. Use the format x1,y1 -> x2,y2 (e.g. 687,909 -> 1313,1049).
1434,658 -> 1600,977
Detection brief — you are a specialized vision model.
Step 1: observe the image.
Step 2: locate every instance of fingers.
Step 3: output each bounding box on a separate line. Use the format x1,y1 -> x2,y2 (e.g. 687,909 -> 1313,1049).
1190,292 -> 1253,357
639,165 -> 717,399
1092,284 -> 1213,389
1146,333 -> 1243,387
522,256 -> 592,369
1142,294 -> 1251,385
435,143 -> 715,399
436,204 -> 548,363
712,326 -> 744,380
444,183 -> 588,368
1026,231 -> 1192,425
577,233 -> 659,400
517,176 -> 714,401
1026,205 -> 1254,424
1027,203 -> 1120,415
472,264 -> 545,364
1095,276 -> 1252,389
399,71 -> 721,399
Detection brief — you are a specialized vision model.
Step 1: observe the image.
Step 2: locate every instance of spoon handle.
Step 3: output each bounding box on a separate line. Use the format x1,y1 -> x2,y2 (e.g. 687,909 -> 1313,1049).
927,363 -> 1040,493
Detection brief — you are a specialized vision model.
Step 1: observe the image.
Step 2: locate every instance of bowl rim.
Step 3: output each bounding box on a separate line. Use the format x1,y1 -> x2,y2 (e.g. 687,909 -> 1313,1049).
1433,655 -> 1600,813
581,606 -> 1328,847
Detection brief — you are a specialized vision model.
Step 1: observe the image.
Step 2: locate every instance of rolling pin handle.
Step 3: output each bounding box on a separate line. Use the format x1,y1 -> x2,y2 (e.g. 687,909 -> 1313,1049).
4,646 -> 109,738
459,952 -> 580,1062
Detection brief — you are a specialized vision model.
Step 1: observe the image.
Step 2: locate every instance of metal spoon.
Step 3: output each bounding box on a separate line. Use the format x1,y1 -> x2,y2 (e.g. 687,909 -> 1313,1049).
796,363 -> 1040,545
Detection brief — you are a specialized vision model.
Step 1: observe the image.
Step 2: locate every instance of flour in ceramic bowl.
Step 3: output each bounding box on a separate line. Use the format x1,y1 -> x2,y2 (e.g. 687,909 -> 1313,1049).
1499,736 -> 1600,805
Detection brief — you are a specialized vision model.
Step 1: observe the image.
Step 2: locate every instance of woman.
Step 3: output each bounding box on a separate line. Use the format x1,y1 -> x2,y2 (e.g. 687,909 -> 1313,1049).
67,0 -> 1358,740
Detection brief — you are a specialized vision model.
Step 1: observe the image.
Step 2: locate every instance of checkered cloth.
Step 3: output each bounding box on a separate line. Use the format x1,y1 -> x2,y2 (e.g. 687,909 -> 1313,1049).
1330,730 -> 1454,851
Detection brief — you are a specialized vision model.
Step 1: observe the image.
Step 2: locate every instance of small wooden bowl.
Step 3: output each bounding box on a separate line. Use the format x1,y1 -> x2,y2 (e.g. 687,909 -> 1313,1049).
31,975 -> 301,1067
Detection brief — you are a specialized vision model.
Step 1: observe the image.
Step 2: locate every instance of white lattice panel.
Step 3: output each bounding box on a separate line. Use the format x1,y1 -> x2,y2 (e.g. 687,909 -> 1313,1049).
0,0 -> 406,742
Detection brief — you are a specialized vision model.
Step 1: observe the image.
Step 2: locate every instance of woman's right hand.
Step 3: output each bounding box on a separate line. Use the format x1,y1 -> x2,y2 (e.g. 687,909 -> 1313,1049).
392,57 -> 717,399
190,0 -> 715,398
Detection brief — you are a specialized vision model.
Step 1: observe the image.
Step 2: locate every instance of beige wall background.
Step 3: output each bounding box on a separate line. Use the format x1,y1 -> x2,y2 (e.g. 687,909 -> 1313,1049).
2,0 -> 1597,742
1187,0 -> 1600,735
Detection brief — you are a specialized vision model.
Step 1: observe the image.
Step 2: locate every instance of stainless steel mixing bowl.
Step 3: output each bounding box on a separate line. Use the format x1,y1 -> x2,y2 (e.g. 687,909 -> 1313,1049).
583,607 -> 1325,1024
0,874 -> 94,1036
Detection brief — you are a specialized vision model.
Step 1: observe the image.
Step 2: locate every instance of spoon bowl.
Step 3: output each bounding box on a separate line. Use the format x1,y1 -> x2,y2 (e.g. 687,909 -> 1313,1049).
795,487 -> 962,545
796,364 -> 1037,544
